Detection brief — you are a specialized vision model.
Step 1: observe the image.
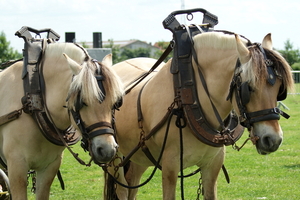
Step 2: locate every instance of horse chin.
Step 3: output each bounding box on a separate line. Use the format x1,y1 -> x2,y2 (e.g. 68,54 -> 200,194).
90,136 -> 118,164
255,147 -> 272,155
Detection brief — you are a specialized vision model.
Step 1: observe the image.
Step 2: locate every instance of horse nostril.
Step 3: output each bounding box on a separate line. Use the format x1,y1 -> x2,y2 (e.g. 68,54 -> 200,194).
262,135 -> 273,148
261,134 -> 282,151
97,147 -> 104,157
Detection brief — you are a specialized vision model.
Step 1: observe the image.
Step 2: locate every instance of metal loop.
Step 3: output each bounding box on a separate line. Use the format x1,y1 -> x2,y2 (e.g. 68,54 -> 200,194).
186,13 -> 194,21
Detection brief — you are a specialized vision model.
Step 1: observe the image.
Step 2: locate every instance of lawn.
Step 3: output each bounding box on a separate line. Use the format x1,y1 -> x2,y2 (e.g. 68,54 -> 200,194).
27,85 -> 300,200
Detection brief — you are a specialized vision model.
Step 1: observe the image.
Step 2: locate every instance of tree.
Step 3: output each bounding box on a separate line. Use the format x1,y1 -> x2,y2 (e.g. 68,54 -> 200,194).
103,39 -> 123,64
153,41 -> 173,62
278,39 -> 300,68
0,31 -> 22,69
120,47 -> 150,61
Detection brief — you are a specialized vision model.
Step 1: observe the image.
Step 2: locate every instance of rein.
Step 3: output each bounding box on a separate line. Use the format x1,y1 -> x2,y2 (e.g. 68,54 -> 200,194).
124,43 -> 173,95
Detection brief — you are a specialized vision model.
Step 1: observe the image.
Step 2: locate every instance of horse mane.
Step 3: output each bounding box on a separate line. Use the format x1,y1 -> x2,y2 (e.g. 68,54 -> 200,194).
45,43 -> 124,108
193,31 -> 294,92
68,60 -> 124,109
193,31 -> 240,51
241,45 -> 294,92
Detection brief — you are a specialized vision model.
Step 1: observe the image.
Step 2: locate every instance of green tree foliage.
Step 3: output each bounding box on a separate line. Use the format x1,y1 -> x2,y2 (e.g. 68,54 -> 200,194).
120,47 -> 150,61
278,39 -> 300,70
153,41 -> 173,62
103,39 -> 122,64
0,31 -> 22,69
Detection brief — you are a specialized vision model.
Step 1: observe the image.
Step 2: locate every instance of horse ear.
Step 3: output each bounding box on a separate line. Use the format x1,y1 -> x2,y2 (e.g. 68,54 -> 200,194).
63,53 -> 82,75
102,53 -> 113,67
235,34 -> 251,64
262,33 -> 273,50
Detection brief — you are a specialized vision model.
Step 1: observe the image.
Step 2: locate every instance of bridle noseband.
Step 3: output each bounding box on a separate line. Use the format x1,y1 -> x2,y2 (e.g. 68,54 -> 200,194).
227,44 -> 290,130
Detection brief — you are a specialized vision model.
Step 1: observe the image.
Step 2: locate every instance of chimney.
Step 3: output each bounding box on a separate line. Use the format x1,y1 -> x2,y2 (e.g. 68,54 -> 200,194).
93,32 -> 102,48
65,32 -> 76,43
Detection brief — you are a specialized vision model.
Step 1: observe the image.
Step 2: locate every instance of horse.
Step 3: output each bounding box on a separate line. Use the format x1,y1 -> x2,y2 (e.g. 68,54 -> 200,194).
104,31 -> 294,200
0,42 -> 124,200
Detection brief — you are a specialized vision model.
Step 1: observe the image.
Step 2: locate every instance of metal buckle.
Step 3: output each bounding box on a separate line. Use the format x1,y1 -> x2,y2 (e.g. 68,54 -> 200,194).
265,59 -> 273,67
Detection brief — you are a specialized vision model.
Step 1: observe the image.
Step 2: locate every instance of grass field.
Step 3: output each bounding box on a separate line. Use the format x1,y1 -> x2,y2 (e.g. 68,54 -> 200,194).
27,84 -> 300,200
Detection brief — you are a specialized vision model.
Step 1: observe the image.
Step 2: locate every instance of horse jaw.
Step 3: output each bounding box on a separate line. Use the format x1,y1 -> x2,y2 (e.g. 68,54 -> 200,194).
262,33 -> 273,50
102,53 -> 113,67
235,34 -> 250,64
63,53 -> 82,75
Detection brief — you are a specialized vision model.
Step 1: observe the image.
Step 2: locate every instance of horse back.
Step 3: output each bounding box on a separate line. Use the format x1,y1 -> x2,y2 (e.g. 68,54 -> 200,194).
112,58 -> 164,87
0,61 -> 24,115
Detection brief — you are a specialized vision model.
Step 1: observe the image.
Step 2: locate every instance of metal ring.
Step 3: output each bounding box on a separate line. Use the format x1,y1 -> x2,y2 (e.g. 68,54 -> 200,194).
186,13 -> 194,21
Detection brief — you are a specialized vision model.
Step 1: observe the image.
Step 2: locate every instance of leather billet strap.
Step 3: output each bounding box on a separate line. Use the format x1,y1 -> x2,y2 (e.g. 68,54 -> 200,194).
0,110 -> 22,126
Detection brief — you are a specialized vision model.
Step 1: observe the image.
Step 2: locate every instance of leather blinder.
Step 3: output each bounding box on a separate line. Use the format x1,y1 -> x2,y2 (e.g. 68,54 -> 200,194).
240,82 -> 251,105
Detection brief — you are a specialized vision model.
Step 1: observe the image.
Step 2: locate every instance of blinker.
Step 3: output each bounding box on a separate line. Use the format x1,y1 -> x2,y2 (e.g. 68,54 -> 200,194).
240,82 -> 252,105
267,66 -> 276,86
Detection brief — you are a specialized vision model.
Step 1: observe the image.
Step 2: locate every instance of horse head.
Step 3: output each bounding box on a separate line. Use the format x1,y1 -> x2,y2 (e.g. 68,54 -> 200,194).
233,33 -> 294,154
64,52 -> 124,164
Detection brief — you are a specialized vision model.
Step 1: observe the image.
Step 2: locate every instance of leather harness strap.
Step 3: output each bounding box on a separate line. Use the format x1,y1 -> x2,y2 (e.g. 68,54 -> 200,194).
0,109 -> 22,126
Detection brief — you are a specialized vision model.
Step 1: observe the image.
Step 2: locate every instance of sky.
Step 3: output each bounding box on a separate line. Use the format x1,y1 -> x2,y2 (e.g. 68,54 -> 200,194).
1,0 -> 300,53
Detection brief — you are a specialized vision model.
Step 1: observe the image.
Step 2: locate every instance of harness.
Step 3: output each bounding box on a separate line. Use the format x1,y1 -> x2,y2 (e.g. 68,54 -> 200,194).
14,26 -> 81,146
107,9 -> 236,192
106,9 -> 292,196
164,10 -> 244,147
0,26 -> 118,154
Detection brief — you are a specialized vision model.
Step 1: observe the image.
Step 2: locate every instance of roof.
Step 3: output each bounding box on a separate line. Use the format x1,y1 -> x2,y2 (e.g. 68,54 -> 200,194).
83,39 -> 156,49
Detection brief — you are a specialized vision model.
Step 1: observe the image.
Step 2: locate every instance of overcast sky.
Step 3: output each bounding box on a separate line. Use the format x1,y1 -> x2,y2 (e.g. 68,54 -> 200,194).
1,0 -> 300,53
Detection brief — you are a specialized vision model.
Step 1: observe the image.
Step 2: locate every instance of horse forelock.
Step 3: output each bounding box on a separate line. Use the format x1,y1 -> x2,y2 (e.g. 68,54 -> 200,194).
266,49 -> 295,92
241,46 -> 294,92
99,61 -> 124,103
67,59 -> 124,110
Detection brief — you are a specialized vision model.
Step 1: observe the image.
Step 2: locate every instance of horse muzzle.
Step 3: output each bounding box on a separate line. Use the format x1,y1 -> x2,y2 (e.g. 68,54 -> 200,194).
89,128 -> 118,164
252,124 -> 283,155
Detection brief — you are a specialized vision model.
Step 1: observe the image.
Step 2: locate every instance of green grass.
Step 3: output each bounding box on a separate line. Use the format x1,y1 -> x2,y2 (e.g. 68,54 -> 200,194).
27,85 -> 300,199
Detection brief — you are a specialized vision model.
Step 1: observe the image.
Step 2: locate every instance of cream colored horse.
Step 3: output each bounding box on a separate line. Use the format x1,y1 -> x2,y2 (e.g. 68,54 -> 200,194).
0,43 -> 123,200
105,32 -> 294,200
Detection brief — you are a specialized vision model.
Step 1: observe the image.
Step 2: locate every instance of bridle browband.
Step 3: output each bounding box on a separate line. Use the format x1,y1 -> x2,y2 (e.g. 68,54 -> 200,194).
227,43 -> 290,130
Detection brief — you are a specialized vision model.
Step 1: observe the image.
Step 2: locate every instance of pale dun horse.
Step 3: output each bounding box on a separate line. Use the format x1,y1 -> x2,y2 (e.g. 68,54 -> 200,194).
104,32 -> 294,200
0,43 -> 124,200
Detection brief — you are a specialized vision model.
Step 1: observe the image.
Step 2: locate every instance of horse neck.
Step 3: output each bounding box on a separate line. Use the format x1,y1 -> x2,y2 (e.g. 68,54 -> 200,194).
194,48 -> 238,129
42,52 -> 74,129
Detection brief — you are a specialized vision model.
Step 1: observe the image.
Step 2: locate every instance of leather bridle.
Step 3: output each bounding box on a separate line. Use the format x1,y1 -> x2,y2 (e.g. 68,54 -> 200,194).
227,44 -> 290,130
67,57 -> 115,153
